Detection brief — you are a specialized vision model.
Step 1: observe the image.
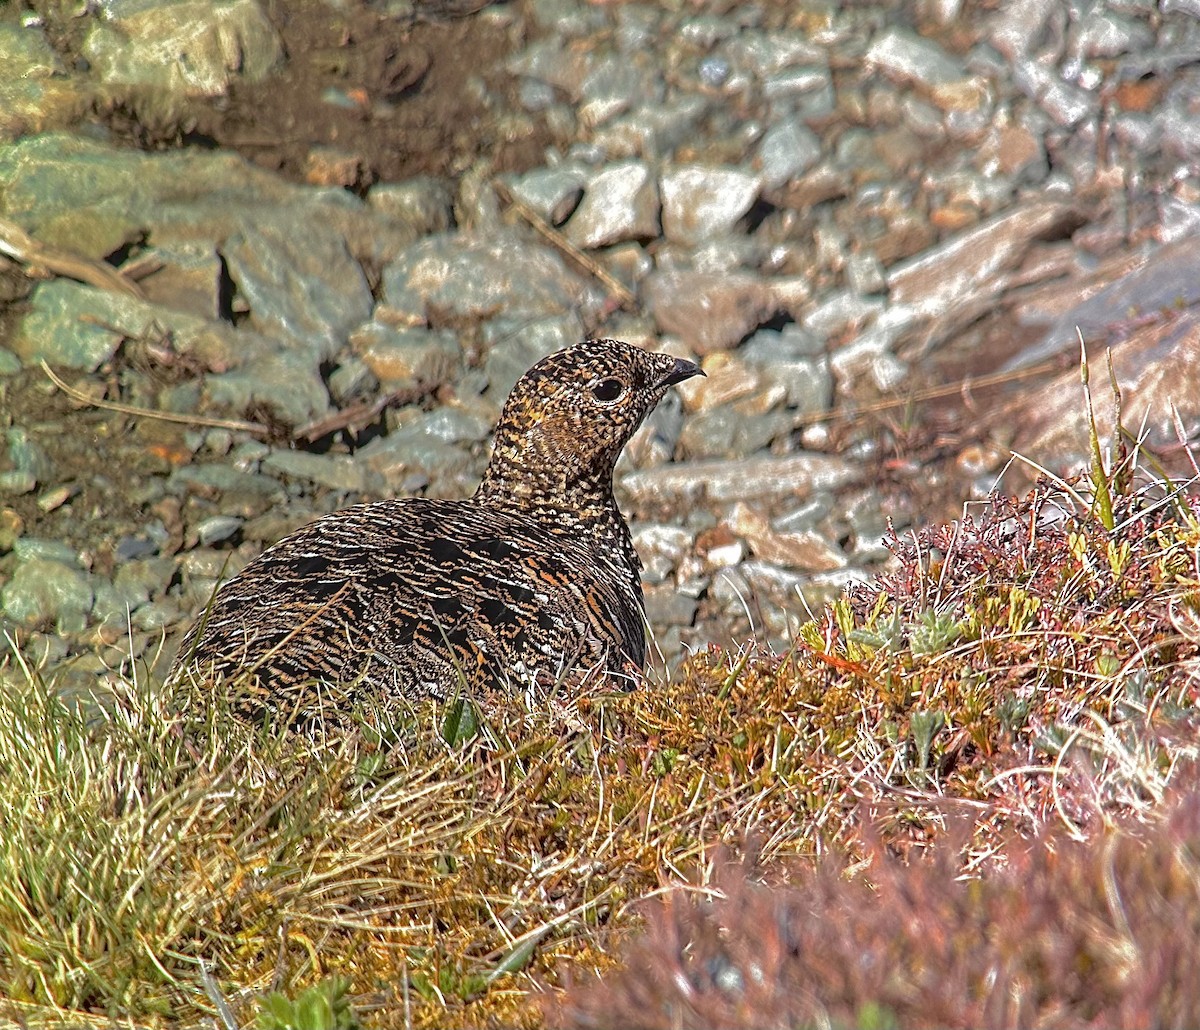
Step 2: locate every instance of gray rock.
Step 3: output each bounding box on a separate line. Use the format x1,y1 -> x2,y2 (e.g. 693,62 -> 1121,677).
1012,60 -> 1092,127
565,161 -> 660,248
741,323 -> 824,359
711,561 -> 865,640
348,323 -> 461,389
801,291 -> 886,337
518,77 -> 557,112
382,229 -> 601,323
887,200 -> 1084,321
644,270 -> 778,355
11,538 -> 80,565
0,471 -> 36,496
615,4 -> 659,53
167,463 -> 284,503
737,343 -> 832,418
5,428 -> 54,487
678,407 -> 794,459
261,451 -> 372,493
0,350 -> 21,377
773,493 -> 836,533
327,356 -> 378,405
0,24 -> 91,138
506,37 -> 594,96
481,314 -> 586,400
525,0 -> 607,38
722,30 -> 825,78
83,0 -> 283,98
845,250 -> 887,295
192,514 -> 243,547
643,585 -> 699,628
621,452 -> 860,505
729,502 -> 847,570
867,26 -> 966,87
177,547 -> 251,607
367,177 -> 455,236
224,215 -> 373,362
756,118 -> 822,189
0,134 -> 414,270
505,166 -> 589,224
837,489 -> 892,563
591,96 -> 710,161
204,348 -> 331,427
0,22 -> 64,78
355,430 -> 476,491
136,241 -> 225,320
9,280 -> 130,370
762,65 -> 834,101
660,165 -> 762,246
631,524 -> 692,584
1,558 -> 94,634
578,53 -> 663,128
1072,11 -> 1154,60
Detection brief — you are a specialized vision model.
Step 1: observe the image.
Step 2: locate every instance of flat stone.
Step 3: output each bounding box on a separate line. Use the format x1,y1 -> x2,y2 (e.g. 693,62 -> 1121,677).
11,279 -> 238,372
261,451 -> 371,493
887,200 -> 1086,321
644,269 -> 778,355
867,26 -> 966,87
756,118 -> 822,189
660,165 -> 761,246
591,96 -> 710,160
224,214 -> 374,362
721,30 -> 825,78
203,347 -> 331,427
355,431 -> 476,490
729,502 -> 846,571
504,165 -> 588,224
621,452 -> 861,506
1,557 -> 94,633
382,229 -> 601,323
367,177 -> 455,236
136,241 -> 225,320
676,352 -> 760,414
631,523 -> 692,584
0,134 -> 414,270
643,585 -> 699,628
83,0 -> 283,98
0,25 -> 90,140
349,323 -> 461,389
565,161 -> 660,248
678,408 -> 794,460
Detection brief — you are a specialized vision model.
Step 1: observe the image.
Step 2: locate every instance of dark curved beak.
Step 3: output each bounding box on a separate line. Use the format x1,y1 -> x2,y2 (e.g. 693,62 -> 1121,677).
656,357 -> 705,388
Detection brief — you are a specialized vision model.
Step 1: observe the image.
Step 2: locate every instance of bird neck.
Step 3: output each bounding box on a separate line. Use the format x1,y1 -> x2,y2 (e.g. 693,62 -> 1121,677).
477,460 -> 622,531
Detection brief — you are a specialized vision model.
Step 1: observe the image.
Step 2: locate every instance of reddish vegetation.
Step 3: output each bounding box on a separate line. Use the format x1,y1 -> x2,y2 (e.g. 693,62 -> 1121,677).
554,769 -> 1200,1030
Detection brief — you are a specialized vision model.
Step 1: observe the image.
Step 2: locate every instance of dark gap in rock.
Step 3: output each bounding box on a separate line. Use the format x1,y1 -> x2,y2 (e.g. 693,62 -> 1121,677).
216,255 -> 237,324
739,197 -> 778,235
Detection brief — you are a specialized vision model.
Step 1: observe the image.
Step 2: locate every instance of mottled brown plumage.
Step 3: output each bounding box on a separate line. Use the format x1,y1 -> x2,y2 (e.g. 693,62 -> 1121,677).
172,338 -> 702,717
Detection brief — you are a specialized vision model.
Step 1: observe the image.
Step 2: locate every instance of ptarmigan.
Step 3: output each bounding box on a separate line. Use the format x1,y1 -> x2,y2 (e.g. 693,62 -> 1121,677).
171,338 -> 702,717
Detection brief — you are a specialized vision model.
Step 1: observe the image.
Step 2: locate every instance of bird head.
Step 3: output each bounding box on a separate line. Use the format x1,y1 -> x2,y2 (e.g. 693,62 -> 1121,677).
478,338 -> 704,508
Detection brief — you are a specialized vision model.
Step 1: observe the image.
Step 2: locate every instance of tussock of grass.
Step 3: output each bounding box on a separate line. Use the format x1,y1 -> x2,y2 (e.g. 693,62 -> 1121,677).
2,466 -> 1199,1027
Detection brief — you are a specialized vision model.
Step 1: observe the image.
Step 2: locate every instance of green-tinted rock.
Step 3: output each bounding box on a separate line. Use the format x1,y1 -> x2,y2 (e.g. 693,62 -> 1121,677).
262,451 -> 372,493
82,0 -> 283,98
1,558 -> 94,633
0,24 -> 92,141
349,323 -> 462,390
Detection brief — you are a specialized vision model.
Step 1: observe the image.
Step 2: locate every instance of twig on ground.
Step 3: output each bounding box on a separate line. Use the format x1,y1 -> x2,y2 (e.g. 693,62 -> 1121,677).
0,215 -> 145,299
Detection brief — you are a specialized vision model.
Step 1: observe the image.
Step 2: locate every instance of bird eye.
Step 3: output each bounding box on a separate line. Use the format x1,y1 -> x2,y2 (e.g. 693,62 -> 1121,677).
591,378 -> 626,402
